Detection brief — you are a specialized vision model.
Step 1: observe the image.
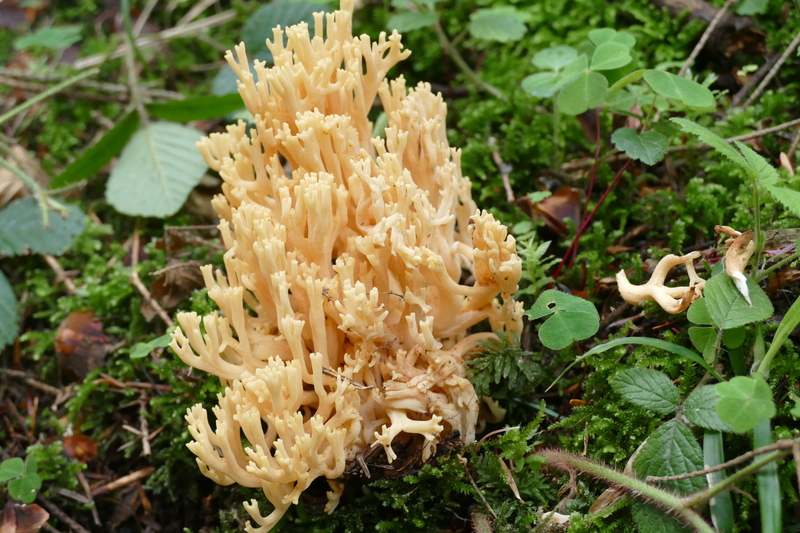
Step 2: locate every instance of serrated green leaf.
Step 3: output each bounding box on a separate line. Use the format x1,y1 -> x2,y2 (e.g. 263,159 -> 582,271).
632,503 -> 690,533
763,185 -> 800,219
610,368 -> 680,414
0,198 -> 85,256
643,70 -> 716,110
106,122 -> 208,218
0,270 -> 18,351
51,111 -> 140,188
715,377 -> 775,433
558,71 -> 608,115
633,419 -> 705,494
671,118 -> 748,168
14,26 -> 81,50
704,273 -> 773,330
609,69 -> 645,91
735,141 -> 779,185
590,42 -> 632,70
388,11 -> 438,31
521,72 -> 561,98
146,93 -> 244,123
531,45 -> 578,71
0,457 -> 24,482
587,28 -> 617,45
610,128 -> 668,165
684,386 -> 734,432
468,8 -> 527,42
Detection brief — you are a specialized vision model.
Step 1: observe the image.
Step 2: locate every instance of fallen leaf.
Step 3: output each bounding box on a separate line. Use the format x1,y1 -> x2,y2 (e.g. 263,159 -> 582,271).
142,260 -> 204,321
606,245 -> 634,255
532,186 -> 582,236
0,501 -> 49,533
55,310 -> 109,381
62,434 -> 98,463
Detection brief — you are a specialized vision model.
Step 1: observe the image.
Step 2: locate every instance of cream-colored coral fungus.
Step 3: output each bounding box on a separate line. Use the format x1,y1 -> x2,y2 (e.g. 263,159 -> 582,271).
169,2 -> 522,530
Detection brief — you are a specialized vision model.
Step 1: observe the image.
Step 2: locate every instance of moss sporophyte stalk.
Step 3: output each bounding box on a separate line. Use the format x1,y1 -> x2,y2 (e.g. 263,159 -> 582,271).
168,1 -> 523,530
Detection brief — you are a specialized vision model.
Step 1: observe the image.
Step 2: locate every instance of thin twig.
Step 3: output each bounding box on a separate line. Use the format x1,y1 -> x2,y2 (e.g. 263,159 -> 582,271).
788,127 -> 800,160
0,69 -> 98,126
76,470 -> 101,526
731,54 -> 780,107
646,438 -> 798,482
743,28 -> 800,108
489,137 -> 515,203
91,467 -> 156,497
37,495 -> 92,533
678,0 -> 737,77
0,69 -> 182,101
139,398 -> 151,457
74,11 -> 237,70
43,254 -> 77,294
129,227 -> 174,327
462,458 -> 497,518
132,0 -> 159,37
0,368 -> 62,396
177,0 -> 220,27
432,21 -> 505,100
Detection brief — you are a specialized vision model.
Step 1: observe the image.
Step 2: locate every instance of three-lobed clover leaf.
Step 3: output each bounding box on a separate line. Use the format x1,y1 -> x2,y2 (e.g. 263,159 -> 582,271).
526,290 -> 599,350
1,456 -> 41,504
643,70 -> 715,110
716,376 -> 775,433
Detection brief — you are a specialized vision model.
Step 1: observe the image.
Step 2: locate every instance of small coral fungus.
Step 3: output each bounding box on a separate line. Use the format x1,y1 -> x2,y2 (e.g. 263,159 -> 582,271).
169,1 -> 522,530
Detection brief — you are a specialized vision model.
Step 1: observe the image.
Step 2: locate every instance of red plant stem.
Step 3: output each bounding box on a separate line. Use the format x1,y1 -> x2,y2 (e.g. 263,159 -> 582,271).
553,159 -> 632,280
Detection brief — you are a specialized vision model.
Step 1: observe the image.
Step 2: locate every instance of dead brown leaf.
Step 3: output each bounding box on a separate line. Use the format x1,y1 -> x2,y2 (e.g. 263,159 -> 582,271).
55,310 -> 109,381
0,501 -> 49,533
606,245 -> 634,255
141,260 -> 204,321
532,186 -> 582,236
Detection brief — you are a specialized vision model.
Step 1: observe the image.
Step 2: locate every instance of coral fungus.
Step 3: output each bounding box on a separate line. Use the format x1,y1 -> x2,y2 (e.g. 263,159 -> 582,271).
169,1 -> 522,530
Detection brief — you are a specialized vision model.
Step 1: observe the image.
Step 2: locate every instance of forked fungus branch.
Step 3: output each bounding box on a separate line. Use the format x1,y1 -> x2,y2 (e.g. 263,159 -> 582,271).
168,2 -> 523,530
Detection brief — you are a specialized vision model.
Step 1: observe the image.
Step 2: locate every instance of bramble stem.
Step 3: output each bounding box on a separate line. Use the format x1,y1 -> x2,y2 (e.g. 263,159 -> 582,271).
538,450 -> 714,533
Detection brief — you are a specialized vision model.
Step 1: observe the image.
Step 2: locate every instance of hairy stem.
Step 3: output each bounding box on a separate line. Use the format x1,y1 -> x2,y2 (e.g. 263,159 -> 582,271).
538,450 -> 714,533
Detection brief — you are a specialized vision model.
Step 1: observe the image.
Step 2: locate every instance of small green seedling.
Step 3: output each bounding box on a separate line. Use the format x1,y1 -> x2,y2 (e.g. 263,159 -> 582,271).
130,330 -> 174,359
0,456 -> 42,504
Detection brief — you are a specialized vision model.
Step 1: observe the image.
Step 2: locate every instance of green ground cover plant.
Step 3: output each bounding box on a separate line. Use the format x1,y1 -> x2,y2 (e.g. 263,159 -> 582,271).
1,0 -> 799,531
